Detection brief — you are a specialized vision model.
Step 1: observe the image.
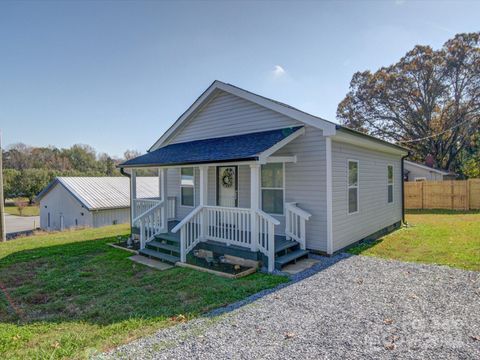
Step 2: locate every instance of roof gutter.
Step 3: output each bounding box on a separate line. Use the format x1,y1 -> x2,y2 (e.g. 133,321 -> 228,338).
120,167 -> 130,178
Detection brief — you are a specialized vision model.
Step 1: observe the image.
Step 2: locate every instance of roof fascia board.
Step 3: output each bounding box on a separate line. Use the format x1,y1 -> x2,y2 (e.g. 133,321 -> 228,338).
149,82 -> 223,151
149,81 -> 336,151
258,127 -> 305,163
120,159 -> 259,170
214,82 -> 336,136
404,160 -> 450,175
333,130 -> 409,156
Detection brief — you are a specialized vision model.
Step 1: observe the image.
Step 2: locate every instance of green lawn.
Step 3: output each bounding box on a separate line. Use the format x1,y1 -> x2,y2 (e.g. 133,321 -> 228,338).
348,211 -> 480,271
0,225 -> 288,359
4,204 -> 40,216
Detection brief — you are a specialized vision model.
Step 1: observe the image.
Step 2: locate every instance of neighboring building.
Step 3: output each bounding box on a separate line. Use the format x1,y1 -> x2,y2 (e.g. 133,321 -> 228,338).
404,160 -> 456,181
119,81 -> 409,272
36,177 -> 160,231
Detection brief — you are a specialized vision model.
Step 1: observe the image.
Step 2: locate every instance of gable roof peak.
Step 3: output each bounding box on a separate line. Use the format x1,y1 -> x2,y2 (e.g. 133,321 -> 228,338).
149,81 -> 337,151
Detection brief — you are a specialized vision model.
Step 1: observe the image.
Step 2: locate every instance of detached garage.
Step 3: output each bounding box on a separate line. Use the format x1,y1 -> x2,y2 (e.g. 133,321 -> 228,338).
36,177 -> 159,231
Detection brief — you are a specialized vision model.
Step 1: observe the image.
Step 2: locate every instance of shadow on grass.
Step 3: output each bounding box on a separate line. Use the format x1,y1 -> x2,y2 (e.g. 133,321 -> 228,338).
0,233 -> 352,329
406,209 -> 480,215
0,235 -> 296,328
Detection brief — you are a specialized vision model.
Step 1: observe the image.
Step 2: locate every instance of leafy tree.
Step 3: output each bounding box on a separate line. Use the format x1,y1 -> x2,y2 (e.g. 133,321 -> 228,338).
98,153 -> 119,176
2,168 -> 20,200
17,169 -> 52,204
63,144 -> 98,173
337,32 -> 480,172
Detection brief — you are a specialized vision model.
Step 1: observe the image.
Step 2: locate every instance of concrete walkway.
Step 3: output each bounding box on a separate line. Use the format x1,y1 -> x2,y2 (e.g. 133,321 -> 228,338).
102,255 -> 480,360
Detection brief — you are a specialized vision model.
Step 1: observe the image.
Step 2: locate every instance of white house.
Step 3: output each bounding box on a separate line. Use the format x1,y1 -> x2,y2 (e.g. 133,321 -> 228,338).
119,81 -> 409,271
404,160 -> 456,181
36,177 -> 162,231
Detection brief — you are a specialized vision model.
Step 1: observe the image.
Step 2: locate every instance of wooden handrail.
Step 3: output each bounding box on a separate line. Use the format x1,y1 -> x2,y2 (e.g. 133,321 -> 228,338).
171,205 -> 204,233
285,202 -> 312,220
255,209 -> 281,225
133,199 -> 164,223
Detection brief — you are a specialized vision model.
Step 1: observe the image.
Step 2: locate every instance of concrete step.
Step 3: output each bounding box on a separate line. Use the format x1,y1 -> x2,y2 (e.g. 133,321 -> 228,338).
139,248 -> 180,264
275,249 -> 309,269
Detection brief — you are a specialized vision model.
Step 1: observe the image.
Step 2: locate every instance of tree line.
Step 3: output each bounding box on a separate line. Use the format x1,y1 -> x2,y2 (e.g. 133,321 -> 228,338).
2,144 -> 141,203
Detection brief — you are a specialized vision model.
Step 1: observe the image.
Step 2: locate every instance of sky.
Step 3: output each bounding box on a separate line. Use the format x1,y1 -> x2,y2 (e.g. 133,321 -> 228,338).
1,0 -> 479,157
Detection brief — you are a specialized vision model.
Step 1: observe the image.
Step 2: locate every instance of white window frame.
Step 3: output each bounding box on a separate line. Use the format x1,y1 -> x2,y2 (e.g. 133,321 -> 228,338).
180,167 -> 195,208
260,162 -> 285,216
387,164 -> 394,204
347,159 -> 359,215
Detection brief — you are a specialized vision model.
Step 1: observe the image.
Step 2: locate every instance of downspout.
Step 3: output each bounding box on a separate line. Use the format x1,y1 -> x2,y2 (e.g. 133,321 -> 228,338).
120,167 -> 133,247
401,154 -> 409,225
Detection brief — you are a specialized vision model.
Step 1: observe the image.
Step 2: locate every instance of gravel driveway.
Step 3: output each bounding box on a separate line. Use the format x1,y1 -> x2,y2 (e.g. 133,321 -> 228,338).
102,254 -> 480,359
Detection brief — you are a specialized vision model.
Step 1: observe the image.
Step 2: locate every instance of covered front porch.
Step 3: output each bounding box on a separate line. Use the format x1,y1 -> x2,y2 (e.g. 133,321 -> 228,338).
121,127 -> 312,272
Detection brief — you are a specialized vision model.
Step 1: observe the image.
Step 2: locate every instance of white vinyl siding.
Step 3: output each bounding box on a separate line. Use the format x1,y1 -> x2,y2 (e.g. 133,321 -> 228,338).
166,91 -> 301,145
332,141 -> 402,252
272,126 -> 327,250
39,184 -> 93,230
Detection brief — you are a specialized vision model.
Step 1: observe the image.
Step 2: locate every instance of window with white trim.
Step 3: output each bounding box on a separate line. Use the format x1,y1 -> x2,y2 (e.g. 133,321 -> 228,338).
348,160 -> 359,214
261,163 -> 284,215
387,165 -> 394,203
180,167 -> 194,207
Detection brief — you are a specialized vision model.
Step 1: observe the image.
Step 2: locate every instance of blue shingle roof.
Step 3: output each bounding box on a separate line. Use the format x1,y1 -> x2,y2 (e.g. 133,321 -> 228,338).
120,126 -> 303,168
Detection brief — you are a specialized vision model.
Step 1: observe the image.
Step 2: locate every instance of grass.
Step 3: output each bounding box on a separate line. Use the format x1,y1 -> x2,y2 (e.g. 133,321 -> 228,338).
0,225 -> 288,359
348,210 -> 480,271
4,204 -> 40,217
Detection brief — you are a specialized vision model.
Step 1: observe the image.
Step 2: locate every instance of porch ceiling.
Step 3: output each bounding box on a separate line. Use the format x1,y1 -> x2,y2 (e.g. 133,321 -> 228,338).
119,126 -> 303,168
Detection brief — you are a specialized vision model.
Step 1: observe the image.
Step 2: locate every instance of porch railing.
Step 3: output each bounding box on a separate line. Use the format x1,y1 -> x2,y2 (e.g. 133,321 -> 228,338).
133,197 -> 176,221
133,198 -> 161,220
171,206 -> 280,272
135,200 -> 166,250
285,202 -> 312,250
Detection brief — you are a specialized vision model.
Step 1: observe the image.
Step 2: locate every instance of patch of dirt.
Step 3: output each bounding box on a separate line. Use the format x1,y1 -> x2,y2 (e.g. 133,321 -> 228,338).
25,292 -> 50,305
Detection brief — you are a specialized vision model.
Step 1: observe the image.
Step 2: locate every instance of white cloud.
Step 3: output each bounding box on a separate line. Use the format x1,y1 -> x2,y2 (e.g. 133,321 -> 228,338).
272,65 -> 286,78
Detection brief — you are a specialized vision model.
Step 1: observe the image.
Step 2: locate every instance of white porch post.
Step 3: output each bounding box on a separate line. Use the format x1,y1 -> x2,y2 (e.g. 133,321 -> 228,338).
199,165 -> 208,239
130,169 -> 137,224
250,164 -> 260,251
159,168 -> 168,232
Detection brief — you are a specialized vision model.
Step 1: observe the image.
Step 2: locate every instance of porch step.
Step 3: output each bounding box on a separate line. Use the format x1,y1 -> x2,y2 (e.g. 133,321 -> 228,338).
139,248 -> 180,264
275,238 -> 299,254
275,249 -> 309,269
154,233 -> 180,243
147,240 -> 180,254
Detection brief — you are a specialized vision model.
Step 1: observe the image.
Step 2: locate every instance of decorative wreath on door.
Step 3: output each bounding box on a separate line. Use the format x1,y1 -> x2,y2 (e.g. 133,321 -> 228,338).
221,168 -> 234,188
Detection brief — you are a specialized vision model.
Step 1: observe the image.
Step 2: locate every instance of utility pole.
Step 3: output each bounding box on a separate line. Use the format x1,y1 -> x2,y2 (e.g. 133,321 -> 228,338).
0,130 -> 5,242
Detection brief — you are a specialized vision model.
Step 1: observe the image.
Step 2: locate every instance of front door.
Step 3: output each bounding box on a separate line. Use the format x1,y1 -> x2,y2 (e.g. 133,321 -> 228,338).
217,166 -> 238,207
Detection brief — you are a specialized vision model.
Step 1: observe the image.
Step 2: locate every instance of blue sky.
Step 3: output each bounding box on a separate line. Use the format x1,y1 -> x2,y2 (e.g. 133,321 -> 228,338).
1,0 -> 478,157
